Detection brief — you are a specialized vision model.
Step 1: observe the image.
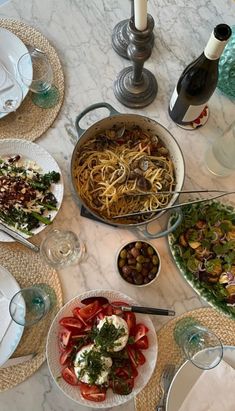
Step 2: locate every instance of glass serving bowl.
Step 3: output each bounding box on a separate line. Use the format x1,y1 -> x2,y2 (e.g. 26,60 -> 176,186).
217,26 -> 235,98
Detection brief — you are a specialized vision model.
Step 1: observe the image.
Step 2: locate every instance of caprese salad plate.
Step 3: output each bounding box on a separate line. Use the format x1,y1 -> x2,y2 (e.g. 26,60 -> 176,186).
46,289 -> 158,408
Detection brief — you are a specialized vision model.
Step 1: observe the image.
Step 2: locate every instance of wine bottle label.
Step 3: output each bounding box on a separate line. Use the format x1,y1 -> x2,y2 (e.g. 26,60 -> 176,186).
182,103 -> 206,122
169,88 -> 206,122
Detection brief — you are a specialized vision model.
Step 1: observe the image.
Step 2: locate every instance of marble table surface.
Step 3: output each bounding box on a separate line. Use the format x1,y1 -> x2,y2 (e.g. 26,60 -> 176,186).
0,0 -> 234,410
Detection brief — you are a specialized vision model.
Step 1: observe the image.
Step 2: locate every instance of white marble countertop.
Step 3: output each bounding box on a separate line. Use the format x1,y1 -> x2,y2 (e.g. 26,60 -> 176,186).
0,0 -> 234,410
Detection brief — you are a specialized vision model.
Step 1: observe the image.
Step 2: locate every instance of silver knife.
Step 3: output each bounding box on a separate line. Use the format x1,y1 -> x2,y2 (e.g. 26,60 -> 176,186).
0,353 -> 35,369
0,222 -> 39,253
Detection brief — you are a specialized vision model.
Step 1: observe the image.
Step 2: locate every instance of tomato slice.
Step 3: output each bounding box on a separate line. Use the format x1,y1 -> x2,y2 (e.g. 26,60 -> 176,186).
134,323 -> 149,342
61,367 -> 78,385
59,317 -> 84,331
80,383 -> 106,402
115,364 -> 138,380
127,346 -> 146,368
72,307 -> 88,325
58,329 -> 71,350
78,301 -> 102,321
60,347 -> 73,366
80,296 -> 108,305
110,301 -> 129,316
111,378 -> 134,395
135,335 -> 149,350
124,312 -> 136,335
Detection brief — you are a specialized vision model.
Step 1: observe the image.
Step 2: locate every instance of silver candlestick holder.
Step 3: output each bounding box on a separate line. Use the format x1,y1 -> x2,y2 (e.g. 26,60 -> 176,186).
112,1 -> 154,60
111,0 -> 133,60
114,15 -> 157,108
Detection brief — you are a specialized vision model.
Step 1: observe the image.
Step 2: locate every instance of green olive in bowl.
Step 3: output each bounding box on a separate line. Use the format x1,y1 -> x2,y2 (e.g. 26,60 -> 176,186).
116,241 -> 161,287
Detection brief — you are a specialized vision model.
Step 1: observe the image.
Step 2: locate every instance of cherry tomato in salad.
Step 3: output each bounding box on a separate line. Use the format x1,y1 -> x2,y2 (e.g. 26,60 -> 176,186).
135,335 -> 149,350
60,347 -> 73,366
59,317 -> 83,331
80,383 -> 107,402
58,329 -> 71,350
124,312 -> 136,335
134,323 -> 149,342
72,307 -> 88,325
127,346 -> 146,368
78,301 -> 102,321
111,378 -> 134,395
61,367 -> 78,385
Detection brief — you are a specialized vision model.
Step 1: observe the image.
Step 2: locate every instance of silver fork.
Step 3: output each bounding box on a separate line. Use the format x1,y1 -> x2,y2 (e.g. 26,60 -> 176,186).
156,364 -> 175,411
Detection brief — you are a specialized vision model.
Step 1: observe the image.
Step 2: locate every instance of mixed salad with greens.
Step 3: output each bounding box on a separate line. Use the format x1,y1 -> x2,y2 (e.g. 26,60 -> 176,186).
0,154 -> 60,235
169,201 -> 235,318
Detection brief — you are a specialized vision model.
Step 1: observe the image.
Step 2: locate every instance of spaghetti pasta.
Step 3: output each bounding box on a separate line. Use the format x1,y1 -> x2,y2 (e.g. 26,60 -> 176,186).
73,126 -> 176,223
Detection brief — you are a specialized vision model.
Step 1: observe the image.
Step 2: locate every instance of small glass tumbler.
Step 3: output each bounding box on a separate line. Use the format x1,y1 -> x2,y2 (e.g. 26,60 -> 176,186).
9,284 -> 52,327
40,229 -> 85,268
173,318 -> 223,370
0,62 -> 23,113
17,48 -> 59,109
217,26 -> 235,99
205,121 -> 235,177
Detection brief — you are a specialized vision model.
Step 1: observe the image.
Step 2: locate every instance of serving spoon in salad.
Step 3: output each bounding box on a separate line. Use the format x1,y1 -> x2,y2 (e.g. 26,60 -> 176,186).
81,297 -> 175,316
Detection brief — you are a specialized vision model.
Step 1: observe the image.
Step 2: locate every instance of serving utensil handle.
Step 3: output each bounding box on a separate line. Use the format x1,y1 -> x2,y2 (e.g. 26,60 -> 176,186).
0,223 -> 39,253
136,207 -> 182,239
75,102 -> 120,138
122,306 -> 175,316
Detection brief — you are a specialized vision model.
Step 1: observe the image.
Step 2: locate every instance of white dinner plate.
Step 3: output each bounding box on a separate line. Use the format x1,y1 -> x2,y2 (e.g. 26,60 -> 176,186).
0,265 -> 25,367
166,345 -> 235,411
0,28 -> 32,119
0,139 -> 64,242
46,289 -> 158,408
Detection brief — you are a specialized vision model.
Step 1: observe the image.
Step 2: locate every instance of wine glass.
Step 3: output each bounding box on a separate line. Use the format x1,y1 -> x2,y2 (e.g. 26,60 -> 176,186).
9,284 -> 54,327
0,62 -> 23,113
174,317 -> 223,370
40,229 -> 86,268
17,48 -> 60,109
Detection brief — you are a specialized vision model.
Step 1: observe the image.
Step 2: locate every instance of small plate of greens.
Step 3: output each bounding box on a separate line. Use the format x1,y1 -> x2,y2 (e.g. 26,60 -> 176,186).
168,201 -> 235,319
0,139 -> 64,242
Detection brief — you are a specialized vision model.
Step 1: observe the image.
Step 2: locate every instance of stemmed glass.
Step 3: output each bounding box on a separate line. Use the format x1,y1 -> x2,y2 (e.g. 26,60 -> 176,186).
17,48 -> 60,109
40,229 -> 86,268
174,317 -> 223,370
9,284 -> 54,327
0,62 -> 23,113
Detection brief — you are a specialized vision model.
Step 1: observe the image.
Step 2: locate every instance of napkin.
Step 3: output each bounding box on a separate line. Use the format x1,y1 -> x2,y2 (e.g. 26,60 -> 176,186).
0,295 -> 12,342
178,359 -> 235,411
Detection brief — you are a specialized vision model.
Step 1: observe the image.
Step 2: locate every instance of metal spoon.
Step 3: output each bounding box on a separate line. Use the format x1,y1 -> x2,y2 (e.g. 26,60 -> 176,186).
80,297 -> 175,316
0,221 -> 39,253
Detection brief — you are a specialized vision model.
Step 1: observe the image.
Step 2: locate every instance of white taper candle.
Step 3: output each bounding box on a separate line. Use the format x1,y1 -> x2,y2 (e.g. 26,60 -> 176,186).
134,0 -> 147,31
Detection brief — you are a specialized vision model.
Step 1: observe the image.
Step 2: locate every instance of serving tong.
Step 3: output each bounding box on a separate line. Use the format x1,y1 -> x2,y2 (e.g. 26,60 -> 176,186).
113,189 -> 235,219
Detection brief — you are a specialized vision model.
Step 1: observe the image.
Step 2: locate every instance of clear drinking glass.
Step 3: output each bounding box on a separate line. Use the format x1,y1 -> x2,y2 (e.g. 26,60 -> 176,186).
17,49 -> 59,109
40,229 -> 85,268
174,318 -> 223,370
205,121 -> 235,177
0,62 -> 23,113
9,284 -> 52,327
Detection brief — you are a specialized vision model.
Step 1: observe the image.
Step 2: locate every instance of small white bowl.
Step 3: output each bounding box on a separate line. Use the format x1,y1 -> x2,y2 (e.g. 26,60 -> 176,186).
116,240 -> 161,287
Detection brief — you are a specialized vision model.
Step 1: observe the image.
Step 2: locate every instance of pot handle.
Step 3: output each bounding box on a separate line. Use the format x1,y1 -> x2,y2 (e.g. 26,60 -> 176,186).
136,208 -> 183,239
75,102 -> 120,138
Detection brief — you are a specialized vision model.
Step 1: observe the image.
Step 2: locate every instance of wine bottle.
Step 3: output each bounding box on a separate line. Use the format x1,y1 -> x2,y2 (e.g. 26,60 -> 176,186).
168,24 -> 232,126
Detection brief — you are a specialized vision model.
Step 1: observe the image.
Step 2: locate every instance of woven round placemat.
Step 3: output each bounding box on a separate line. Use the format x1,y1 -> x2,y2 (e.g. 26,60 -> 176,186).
135,307 -> 235,411
0,243 -> 63,391
0,19 -> 64,141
